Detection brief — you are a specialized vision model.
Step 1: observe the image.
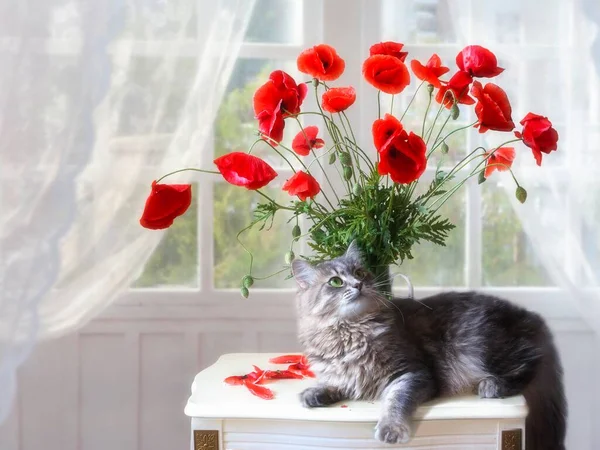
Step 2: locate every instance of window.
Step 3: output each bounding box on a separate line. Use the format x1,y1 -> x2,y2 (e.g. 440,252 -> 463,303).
129,0 -> 586,317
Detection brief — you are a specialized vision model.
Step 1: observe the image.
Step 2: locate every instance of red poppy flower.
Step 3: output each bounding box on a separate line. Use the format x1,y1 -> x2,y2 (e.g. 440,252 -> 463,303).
268,354 -> 305,364
321,87 -> 356,113
253,70 -> 307,144
377,130 -> 427,184
139,181 -> 192,230
292,126 -> 325,156
471,81 -> 515,133
372,113 -> 403,150
214,152 -> 278,190
515,113 -> 559,166
484,147 -> 516,178
297,44 -> 345,81
435,71 -> 474,108
456,45 -> 504,78
282,171 -> 321,201
253,70 -> 307,118
410,54 -> 449,88
369,41 -> 408,62
362,55 -> 410,94
256,104 -> 285,144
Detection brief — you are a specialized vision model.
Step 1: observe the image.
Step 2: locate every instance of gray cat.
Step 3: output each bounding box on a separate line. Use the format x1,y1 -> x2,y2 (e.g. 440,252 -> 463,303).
291,242 -> 566,449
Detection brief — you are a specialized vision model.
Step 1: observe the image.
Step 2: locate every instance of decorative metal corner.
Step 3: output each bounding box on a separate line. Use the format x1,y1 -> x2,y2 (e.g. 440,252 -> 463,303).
194,430 -> 219,450
501,428 -> 523,450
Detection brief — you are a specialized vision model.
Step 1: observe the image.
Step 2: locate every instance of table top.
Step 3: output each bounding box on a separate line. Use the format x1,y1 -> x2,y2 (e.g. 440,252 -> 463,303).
185,353 -> 528,422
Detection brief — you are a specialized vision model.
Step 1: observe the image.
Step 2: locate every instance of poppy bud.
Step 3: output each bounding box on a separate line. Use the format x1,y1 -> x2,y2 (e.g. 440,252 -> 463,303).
339,152 -> 352,166
516,186 -> 527,203
285,251 -> 295,264
451,103 -> 460,120
441,142 -> 449,154
343,166 -> 353,180
242,275 -> 254,288
353,184 -> 362,196
328,152 -> 336,164
241,286 -> 249,298
292,225 -> 301,238
427,84 -> 434,94
478,170 -> 486,185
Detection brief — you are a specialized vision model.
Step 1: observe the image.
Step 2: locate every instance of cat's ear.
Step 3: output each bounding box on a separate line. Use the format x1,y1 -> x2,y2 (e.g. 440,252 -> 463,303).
291,259 -> 317,289
344,240 -> 363,264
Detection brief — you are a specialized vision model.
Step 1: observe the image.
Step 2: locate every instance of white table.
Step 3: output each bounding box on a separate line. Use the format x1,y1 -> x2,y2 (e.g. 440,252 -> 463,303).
185,353 -> 527,450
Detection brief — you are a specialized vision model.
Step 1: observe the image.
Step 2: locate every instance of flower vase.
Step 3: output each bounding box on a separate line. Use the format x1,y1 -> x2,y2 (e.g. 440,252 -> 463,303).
368,264 -> 393,298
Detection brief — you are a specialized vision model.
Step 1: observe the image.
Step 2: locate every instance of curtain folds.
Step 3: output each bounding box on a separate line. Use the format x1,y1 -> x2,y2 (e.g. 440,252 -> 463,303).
0,0 -> 256,424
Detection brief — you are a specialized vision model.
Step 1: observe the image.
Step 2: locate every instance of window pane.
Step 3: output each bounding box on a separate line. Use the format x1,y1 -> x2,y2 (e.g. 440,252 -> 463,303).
382,0 -> 458,44
213,183 -> 295,289
398,181 -> 466,287
133,184 -> 198,288
244,0 -> 303,44
481,180 -> 553,286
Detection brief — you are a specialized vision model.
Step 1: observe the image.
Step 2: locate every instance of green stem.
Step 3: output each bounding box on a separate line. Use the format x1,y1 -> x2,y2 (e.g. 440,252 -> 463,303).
421,88 -> 433,137
156,168 -> 219,183
291,115 -> 339,208
390,95 -> 394,115
247,138 -> 263,155
427,163 -> 520,215
427,113 -> 451,148
334,113 -> 359,183
399,81 -> 425,122
237,222 -> 257,274
430,121 -> 478,154
313,85 -> 350,196
251,267 -> 290,281
425,99 -> 449,145
255,190 -> 296,212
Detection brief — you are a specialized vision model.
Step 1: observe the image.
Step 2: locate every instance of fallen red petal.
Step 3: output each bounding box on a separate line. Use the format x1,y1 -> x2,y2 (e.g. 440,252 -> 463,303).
341,404 -> 348,408
224,375 -> 247,385
268,354 -> 305,364
243,380 -> 275,399
262,370 -> 304,381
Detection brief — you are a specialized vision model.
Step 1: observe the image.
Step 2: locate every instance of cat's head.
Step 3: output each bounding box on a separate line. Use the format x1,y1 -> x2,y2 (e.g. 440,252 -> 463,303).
291,241 -> 385,320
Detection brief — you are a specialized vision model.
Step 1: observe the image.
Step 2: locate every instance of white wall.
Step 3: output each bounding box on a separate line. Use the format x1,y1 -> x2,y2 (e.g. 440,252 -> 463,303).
0,301 -> 596,450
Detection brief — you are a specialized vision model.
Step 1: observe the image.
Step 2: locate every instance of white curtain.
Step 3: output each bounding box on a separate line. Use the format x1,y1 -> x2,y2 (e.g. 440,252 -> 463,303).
0,0 -> 256,424
460,0 -> 600,334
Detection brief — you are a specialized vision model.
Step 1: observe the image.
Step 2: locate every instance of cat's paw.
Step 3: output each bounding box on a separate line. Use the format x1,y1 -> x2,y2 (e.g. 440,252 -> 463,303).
374,418 -> 411,445
478,378 -> 502,398
299,387 -> 337,408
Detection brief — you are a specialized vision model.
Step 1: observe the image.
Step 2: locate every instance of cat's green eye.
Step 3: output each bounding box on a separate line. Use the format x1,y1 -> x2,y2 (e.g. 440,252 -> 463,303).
328,276 -> 344,287
355,269 -> 366,280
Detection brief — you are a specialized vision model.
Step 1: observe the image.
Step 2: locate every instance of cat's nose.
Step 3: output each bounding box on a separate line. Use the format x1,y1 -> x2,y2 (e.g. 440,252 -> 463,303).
353,281 -> 363,290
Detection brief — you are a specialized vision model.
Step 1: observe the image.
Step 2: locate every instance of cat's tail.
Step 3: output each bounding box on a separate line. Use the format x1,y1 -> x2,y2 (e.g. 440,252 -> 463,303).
523,325 -> 567,450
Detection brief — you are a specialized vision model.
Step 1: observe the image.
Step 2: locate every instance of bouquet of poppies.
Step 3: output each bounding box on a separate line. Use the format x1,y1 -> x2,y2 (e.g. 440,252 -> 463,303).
140,42 -> 558,297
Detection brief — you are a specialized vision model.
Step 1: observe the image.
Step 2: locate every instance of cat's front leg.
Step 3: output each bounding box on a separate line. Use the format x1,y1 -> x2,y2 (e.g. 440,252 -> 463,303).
375,371 -> 436,445
300,385 -> 344,408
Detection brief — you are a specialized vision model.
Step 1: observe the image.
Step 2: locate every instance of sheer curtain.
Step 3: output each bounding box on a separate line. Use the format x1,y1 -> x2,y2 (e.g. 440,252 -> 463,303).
445,0 -> 600,334
0,0 -> 255,424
